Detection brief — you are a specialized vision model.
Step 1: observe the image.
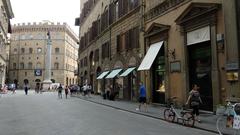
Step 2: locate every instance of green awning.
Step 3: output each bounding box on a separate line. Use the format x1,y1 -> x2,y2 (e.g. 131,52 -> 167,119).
96,71 -> 110,79
120,67 -> 136,77
105,69 -> 122,79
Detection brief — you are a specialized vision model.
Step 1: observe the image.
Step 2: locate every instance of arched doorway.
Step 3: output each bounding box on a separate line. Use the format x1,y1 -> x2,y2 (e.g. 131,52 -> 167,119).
96,67 -> 102,93
113,61 -> 124,99
69,78 -> 72,85
66,77 -> 68,86
89,51 -> 94,70
24,79 -> 29,84
35,79 -> 41,92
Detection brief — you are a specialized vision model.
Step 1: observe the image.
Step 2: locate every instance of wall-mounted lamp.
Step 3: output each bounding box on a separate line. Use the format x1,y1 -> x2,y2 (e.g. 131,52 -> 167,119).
168,49 -> 176,60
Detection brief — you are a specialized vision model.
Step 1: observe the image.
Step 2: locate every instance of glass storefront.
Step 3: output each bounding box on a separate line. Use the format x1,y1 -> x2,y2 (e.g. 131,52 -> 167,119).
152,47 -> 165,104
188,41 -> 213,111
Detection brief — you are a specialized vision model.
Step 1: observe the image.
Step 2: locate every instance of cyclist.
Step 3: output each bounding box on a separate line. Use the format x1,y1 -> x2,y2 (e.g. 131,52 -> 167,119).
186,84 -> 202,123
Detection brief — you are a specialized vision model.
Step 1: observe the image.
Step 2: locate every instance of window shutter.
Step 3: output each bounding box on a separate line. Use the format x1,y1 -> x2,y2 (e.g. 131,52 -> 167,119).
109,3 -> 115,25
118,0 -> 123,17
122,0 -> 129,15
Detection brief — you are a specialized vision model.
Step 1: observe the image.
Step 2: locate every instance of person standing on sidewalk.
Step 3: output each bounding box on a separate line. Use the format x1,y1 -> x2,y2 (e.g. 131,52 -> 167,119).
136,82 -> 147,112
65,86 -> 69,99
57,84 -> 63,99
24,83 -> 29,95
186,84 -> 202,123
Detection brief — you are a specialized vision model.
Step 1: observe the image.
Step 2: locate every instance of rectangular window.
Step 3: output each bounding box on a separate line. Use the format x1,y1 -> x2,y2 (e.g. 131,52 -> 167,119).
55,48 -> 60,53
109,2 -> 116,25
21,48 -> 25,53
84,57 -> 88,67
94,49 -> 99,62
29,48 -> 33,53
102,42 -> 110,59
116,35 -> 121,53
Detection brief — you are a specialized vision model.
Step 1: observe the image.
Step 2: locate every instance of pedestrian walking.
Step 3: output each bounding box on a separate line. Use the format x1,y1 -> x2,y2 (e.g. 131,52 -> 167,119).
136,82 -> 147,112
65,86 -> 69,99
87,84 -> 92,97
57,84 -> 63,99
12,84 -> 16,94
82,84 -> 88,97
186,84 -> 202,123
24,83 -> 30,95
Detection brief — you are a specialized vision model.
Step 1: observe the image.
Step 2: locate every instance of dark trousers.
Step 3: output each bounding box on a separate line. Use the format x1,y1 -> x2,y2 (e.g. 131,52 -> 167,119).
24,88 -> 28,95
192,105 -> 200,116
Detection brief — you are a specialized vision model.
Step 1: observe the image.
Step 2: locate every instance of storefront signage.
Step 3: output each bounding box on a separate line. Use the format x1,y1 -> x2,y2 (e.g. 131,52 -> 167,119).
170,61 -> 181,73
34,69 -> 42,76
233,115 -> 240,129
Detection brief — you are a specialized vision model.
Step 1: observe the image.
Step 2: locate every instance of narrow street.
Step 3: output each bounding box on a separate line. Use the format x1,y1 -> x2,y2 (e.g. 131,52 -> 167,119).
0,91 -> 216,135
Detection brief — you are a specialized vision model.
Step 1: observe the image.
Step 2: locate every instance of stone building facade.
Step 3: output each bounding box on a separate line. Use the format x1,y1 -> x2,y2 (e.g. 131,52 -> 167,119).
9,22 -> 79,89
0,0 -> 14,87
77,0 -> 143,100
77,0 -> 239,111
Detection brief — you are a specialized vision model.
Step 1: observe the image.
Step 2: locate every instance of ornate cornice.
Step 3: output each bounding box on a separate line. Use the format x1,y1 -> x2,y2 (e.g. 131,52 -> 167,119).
145,0 -> 190,22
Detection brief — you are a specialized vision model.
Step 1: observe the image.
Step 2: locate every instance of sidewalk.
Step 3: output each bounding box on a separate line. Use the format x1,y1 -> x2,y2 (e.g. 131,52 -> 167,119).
72,94 -> 239,135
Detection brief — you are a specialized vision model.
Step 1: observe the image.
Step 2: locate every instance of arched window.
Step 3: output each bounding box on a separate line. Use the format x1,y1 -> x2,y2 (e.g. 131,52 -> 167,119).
13,48 -> 17,54
55,48 -> 60,53
28,62 -> 33,69
21,48 -> 25,53
29,48 -> 33,53
54,62 -> 59,69
36,62 -> 41,69
20,63 -> 24,69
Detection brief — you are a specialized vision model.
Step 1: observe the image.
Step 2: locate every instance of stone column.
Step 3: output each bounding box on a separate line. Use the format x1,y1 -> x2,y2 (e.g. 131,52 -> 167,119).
42,31 -> 52,90
223,0 -> 240,98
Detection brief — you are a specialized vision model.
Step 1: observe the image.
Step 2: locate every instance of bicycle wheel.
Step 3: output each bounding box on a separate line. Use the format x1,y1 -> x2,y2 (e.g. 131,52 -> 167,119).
216,116 -> 236,135
164,108 -> 175,122
182,112 -> 195,127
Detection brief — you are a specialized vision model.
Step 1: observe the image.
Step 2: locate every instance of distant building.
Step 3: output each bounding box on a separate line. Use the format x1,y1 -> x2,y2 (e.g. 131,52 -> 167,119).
77,0 -> 142,100
9,22 -> 79,89
0,0 -> 14,87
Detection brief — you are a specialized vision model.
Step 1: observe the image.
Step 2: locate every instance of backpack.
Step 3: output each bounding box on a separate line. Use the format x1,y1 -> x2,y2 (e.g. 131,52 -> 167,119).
190,91 -> 200,106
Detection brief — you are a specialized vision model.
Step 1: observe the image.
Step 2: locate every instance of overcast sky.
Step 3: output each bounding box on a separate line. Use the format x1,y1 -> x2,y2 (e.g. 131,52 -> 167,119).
10,0 -> 80,35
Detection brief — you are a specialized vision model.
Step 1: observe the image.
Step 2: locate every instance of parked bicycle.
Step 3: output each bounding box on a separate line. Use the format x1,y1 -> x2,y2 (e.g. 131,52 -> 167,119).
216,100 -> 240,135
164,97 -> 195,127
